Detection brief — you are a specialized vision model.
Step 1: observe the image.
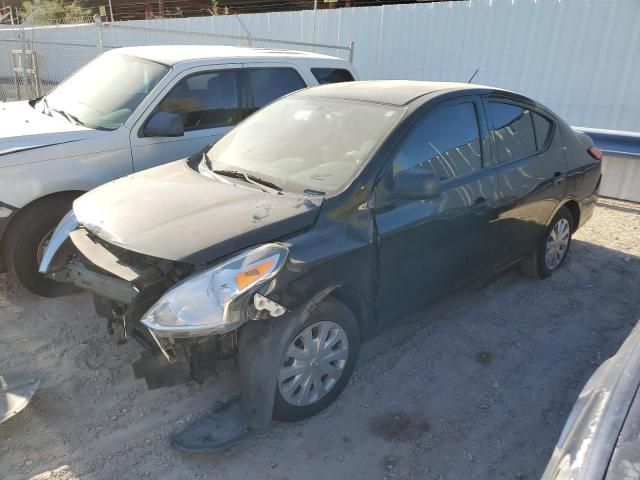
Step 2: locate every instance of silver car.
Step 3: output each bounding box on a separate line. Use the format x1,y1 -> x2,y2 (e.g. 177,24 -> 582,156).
543,320 -> 640,480
0,45 -> 356,296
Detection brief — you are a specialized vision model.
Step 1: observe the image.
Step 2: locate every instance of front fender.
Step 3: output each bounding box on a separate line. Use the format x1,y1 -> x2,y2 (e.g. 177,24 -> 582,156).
0,148 -> 132,210
238,286 -> 336,430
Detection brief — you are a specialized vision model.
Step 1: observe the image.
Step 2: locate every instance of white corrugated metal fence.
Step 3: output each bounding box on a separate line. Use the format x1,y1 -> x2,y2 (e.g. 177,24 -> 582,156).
0,0 -> 639,131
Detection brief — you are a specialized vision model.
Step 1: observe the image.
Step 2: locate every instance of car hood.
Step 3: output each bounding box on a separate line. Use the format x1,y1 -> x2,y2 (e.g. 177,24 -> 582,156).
0,100 -> 99,160
73,160 -> 323,264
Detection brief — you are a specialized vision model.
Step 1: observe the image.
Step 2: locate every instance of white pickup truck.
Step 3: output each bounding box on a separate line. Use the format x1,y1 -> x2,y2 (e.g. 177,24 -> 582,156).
0,45 -> 357,296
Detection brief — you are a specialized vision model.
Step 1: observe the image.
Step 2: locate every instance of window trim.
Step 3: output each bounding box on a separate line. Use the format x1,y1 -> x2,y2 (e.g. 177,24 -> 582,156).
242,66 -> 308,117
386,95 -> 490,188
483,96 -> 556,167
140,68 -> 242,137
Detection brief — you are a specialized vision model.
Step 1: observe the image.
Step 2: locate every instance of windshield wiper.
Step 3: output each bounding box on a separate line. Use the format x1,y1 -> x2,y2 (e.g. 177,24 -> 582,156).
33,96 -> 51,115
51,108 -> 85,127
212,169 -> 282,193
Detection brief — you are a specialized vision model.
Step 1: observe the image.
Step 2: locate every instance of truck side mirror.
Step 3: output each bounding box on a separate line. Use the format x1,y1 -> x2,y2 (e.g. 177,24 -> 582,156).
392,169 -> 442,200
143,112 -> 184,137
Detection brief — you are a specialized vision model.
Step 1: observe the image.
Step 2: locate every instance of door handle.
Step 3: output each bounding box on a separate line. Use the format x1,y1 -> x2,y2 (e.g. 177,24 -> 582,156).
471,197 -> 489,214
552,172 -> 565,184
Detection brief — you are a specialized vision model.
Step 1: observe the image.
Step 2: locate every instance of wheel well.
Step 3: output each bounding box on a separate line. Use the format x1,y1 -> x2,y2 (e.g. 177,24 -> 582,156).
563,200 -> 580,229
330,285 -> 374,340
0,190 -> 85,252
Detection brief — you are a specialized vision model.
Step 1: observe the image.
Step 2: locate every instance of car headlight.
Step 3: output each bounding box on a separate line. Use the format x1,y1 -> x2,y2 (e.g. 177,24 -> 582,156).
140,243 -> 288,339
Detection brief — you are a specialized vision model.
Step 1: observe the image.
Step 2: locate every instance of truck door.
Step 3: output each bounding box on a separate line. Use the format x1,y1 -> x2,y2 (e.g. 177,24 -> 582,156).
129,64 -> 242,172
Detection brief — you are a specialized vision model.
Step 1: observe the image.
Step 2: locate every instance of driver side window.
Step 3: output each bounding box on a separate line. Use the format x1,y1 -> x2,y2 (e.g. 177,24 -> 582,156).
156,70 -> 240,131
392,102 -> 483,181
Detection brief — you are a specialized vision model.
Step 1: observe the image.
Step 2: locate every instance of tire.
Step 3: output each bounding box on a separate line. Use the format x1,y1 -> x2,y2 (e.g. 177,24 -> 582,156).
3,196 -> 79,297
273,297 -> 360,422
520,206 -> 574,279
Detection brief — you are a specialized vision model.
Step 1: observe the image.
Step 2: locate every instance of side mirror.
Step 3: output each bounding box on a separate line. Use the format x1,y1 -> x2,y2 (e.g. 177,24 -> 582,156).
143,112 -> 184,137
392,169 -> 442,200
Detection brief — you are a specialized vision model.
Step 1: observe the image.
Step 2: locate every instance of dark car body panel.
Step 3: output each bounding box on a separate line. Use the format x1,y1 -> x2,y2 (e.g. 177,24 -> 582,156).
72,160 -> 322,265
482,95 -> 568,264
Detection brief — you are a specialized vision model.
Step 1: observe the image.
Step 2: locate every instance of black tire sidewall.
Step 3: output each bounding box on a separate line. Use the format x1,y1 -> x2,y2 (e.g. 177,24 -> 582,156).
273,297 -> 360,423
536,206 -> 574,277
5,198 -> 78,297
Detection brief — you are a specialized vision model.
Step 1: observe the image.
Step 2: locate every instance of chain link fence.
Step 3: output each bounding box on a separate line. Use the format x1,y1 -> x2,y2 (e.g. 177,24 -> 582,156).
0,15 -> 98,101
0,14 -> 354,103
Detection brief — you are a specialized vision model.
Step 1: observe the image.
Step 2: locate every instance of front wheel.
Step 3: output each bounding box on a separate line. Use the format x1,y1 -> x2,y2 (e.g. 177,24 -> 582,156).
4,197 -> 79,297
273,298 -> 360,422
521,206 -> 574,279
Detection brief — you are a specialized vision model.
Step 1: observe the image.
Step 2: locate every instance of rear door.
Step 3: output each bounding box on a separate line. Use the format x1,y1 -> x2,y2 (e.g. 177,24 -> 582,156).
130,64 -> 242,172
374,96 -> 500,322
483,97 -> 567,266
241,64 -> 308,118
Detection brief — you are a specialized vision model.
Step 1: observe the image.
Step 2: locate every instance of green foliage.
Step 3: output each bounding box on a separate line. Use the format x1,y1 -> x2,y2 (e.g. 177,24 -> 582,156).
20,0 -> 93,24
209,0 -> 229,16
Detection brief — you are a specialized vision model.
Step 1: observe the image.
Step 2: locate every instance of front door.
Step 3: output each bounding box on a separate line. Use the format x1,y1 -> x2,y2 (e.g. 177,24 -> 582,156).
374,96 -> 500,323
130,65 -> 242,172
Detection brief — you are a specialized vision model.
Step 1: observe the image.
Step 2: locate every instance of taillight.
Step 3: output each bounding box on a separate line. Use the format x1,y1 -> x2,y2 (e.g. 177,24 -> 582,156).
588,146 -> 603,161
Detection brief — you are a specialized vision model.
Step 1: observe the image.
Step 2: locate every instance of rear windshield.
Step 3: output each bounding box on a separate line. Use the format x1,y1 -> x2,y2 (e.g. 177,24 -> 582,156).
205,97 -> 404,194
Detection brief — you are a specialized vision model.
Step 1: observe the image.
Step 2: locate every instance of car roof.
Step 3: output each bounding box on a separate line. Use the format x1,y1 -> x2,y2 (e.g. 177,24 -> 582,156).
110,45 -> 345,66
296,80 -> 507,106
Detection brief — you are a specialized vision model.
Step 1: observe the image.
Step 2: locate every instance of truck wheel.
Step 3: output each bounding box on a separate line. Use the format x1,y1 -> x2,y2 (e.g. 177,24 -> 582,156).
273,297 -> 360,422
4,197 -> 79,297
520,206 -> 574,279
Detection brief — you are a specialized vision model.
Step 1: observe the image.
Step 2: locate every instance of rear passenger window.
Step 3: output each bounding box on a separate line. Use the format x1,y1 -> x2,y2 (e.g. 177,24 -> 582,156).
246,68 -> 306,114
532,112 -> 553,149
392,102 -> 483,181
157,70 -> 239,131
487,102 -> 537,164
311,68 -> 355,85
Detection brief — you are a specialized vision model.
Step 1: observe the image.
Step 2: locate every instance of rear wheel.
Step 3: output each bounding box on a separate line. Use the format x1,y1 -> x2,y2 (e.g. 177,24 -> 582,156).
273,298 -> 360,422
4,197 -> 79,297
521,206 -> 574,279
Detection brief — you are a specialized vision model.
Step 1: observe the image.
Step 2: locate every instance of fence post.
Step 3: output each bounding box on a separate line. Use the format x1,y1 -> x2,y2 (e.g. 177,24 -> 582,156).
234,15 -> 253,47
19,26 -> 30,98
349,41 -> 355,63
94,14 -> 104,53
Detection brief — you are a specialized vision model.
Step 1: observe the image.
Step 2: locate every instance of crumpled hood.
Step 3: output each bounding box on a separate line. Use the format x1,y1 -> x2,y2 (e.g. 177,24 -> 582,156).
0,100 -> 100,160
73,160 -> 323,264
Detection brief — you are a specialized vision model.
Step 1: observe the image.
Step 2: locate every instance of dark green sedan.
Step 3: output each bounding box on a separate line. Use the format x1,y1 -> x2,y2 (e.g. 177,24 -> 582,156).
41,80 -> 602,449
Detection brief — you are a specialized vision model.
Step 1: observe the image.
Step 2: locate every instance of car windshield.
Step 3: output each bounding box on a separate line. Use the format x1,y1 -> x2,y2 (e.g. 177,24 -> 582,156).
43,53 -> 169,130
204,97 -> 405,194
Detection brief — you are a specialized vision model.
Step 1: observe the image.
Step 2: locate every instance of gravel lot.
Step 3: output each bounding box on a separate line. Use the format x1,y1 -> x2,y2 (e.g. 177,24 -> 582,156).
1,198 -> 639,480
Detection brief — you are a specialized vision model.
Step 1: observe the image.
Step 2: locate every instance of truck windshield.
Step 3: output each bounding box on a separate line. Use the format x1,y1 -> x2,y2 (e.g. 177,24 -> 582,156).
43,53 -> 169,130
205,97 -> 405,194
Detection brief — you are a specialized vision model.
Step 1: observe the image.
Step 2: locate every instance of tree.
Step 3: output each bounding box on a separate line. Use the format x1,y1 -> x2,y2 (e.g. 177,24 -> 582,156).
20,0 -> 92,24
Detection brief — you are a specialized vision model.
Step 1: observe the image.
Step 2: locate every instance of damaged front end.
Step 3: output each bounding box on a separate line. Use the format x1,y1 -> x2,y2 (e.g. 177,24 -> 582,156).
39,211 -> 288,390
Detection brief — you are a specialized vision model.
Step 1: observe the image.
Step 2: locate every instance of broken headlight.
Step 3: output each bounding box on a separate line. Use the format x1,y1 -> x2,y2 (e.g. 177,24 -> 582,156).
140,243 -> 288,339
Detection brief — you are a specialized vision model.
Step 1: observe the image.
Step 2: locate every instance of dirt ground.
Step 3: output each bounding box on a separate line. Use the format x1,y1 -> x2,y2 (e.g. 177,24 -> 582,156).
1,198 -> 639,480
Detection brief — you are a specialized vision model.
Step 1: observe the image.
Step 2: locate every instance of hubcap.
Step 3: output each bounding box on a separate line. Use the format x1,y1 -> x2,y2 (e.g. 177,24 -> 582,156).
545,218 -> 570,270
278,321 -> 349,407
